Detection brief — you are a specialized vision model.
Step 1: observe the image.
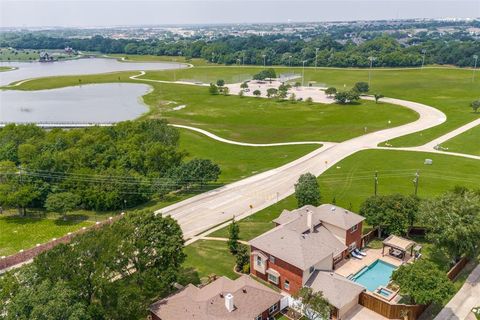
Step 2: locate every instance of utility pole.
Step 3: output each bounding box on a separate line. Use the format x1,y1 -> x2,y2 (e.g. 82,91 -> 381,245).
374,171 -> 378,196
413,170 -> 419,196
473,55 -> 478,82
302,60 -> 307,86
368,56 -> 376,87
289,55 -> 292,68
262,54 -> 266,67
242,53 -> 245,67
421,49 -> 427,70
315,48 -> 319,70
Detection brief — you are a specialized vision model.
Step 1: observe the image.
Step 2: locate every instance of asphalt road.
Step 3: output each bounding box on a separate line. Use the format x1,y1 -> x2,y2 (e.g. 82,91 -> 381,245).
157,95 -> 446,240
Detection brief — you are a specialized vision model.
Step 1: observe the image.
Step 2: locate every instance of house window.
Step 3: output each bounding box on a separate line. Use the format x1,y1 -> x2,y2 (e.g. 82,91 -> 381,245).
309,266 -> 315,274
256,256 -> 263,267
255,316 -> 262,320
350,224 -> 358,233
269,255 -> 275,264
269,304 -> 278,314
268,273 -> 279,284
348,242 -> 357,252
284,279 -> 290,290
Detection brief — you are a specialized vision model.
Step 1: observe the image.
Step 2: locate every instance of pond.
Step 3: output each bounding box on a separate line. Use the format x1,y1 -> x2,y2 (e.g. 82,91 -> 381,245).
0,57 -> 185,86
0,83 -> 151,124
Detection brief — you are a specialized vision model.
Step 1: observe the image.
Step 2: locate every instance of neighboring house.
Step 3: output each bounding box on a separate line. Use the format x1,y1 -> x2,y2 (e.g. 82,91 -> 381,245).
39,51 -> 53,62
149,275 -> 283,320
249,204 -> 365,319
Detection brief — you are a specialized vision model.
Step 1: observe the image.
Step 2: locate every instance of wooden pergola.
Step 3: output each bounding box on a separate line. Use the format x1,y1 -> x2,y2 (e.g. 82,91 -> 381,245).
382,235 -> 416,261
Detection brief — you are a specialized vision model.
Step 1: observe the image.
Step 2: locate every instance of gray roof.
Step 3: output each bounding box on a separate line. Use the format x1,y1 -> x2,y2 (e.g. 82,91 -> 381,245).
305,271 -> 365,309
273,204 -> 365,231
150,275 -> 282,320
249,224 -> 347,270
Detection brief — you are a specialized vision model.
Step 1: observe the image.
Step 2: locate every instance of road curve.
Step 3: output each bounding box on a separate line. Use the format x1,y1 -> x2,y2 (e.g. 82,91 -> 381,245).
157,96 -> 446,240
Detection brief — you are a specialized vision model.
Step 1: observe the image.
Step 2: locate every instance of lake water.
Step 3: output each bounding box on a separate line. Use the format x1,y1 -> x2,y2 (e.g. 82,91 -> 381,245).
0,58 -> 184,124
0,57 -> 185,86
0,83 -> 151,123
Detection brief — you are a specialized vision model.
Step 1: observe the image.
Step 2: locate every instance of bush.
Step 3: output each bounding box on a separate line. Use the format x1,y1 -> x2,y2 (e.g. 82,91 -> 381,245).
354,81 -> 369,93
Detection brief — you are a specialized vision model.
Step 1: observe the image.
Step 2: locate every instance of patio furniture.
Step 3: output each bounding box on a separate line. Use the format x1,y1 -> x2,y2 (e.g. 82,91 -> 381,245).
382,235 -> 416,261
354,248 -> 367,257
351,251 -> 363,259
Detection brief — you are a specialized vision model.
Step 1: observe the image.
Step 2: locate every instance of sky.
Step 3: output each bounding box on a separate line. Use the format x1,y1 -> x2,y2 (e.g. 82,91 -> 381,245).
0,0 -> 479,28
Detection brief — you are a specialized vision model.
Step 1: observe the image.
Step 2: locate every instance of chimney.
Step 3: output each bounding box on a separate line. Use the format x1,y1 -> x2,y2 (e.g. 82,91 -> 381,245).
307,209 -> 313,233
225,293 -> 234,312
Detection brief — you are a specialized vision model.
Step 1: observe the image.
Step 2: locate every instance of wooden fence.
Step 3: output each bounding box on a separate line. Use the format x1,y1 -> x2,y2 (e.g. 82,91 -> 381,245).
361,227 -> 379,247
447,257 -> 469,280
0,214 -> 123,272
359,292 -> 427,320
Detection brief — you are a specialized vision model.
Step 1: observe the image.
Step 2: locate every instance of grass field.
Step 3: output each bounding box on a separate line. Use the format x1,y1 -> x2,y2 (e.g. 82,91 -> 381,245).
9,72 -> 418,144
178,128 -> 318,182
0,215 -> 93,256
212,149 -> 480,241
141,66 -> 480,146
183,240 -> 238,280
0,48 -> 40,61
443,124 -> 480,156
105,53 -> 209,66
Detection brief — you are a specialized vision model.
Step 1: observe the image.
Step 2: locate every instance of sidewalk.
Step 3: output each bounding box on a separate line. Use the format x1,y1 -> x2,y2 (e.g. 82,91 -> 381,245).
434,263 -> 480,320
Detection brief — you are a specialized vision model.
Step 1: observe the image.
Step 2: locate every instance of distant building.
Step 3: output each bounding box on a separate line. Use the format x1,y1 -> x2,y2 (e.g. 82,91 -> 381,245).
64,47 -> 74,54
39,51 -> 53,62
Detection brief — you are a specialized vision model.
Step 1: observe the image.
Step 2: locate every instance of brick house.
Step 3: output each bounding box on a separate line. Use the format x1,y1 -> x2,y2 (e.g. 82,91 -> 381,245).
249,204 -> 365,319
149,275 -> 282,320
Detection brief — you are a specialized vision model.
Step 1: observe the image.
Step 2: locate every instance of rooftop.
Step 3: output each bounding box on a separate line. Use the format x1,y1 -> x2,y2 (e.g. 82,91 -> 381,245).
149,275 -> 282,320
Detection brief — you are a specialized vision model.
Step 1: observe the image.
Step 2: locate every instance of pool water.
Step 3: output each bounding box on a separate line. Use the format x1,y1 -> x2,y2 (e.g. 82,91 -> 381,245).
351,259 -> 397,292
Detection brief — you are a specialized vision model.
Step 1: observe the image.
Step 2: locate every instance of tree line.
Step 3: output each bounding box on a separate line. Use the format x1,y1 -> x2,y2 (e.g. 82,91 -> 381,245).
1,32 -> 479,67
0,120 -> 220,214
0,210 -> 193,319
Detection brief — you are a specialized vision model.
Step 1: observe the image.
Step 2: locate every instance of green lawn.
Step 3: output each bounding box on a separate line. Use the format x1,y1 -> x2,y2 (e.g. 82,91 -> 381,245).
178,128 -> 318,182
442,124 -> 480,156
0,215 -> 93,256
212,149 -> 480,241
0,66 -> 14,72
0,48 -> 40,61
105,53 -> 209,66
8,71 -> 418,144
183,240 -> 238,280
142,66 -> 480,146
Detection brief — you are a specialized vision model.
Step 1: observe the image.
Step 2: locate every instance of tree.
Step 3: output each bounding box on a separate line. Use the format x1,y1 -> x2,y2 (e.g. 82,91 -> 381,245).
325,87 -> 337,97
240,82 -> 249,89
471,99 -> 480,113
266,88 -> 278,98
334,90 -> 360,104
293,287 -> 330,320
360,194 -> 419,237
289,93 -> 297,103
294,173 -> 321,208
391,260 -> 455,305
420,189 -> 480,261
253,68 -> 276,80
238,90 -> 244,98
294,81 -> 301,89
235,244 -> 249,273
208,83 -> 219,95
253,89 -> 261,97
174,158 -> 221,189
354,81 -> 369,93
216,79 -> 225,87
227,218 -> 240,255
45,192 -> 81,220
374,93 -> 384,103
222,86 -> 230,96
305,97 -> 313,104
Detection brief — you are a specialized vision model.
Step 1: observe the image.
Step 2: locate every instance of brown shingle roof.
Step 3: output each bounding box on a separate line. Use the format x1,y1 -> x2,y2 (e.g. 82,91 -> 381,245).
149,275 -> 282,320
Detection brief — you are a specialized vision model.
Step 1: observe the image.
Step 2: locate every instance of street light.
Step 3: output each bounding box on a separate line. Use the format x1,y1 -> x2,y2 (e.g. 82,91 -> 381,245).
368,56 -> 376,87
288,55 -> 292,68
315,48 -> 319,70
262,54 -> 266,67
473,55 -> 478,82
421,49 -> 427,70
302,60 -> 308,86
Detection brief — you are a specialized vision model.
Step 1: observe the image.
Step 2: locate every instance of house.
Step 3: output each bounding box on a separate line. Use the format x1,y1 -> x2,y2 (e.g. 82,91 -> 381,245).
149,275 -> 283,320
39,51 -> 53,62
249,204 -> 365,318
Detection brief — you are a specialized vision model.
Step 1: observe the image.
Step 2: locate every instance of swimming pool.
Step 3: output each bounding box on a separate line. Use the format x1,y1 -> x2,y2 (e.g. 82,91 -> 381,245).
351,259 -> 397,292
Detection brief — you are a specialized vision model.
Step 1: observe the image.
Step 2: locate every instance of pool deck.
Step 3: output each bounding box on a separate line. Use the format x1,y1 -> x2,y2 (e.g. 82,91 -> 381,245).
334,248 -> 409,278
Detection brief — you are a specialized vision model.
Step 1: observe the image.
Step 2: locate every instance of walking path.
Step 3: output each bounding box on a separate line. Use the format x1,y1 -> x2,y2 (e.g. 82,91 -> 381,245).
434,263 -> 480,320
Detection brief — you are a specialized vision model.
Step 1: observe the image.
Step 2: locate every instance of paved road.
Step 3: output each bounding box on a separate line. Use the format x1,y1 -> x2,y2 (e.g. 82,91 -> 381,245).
434,263 -> 480,320
157,96 -> 446,239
